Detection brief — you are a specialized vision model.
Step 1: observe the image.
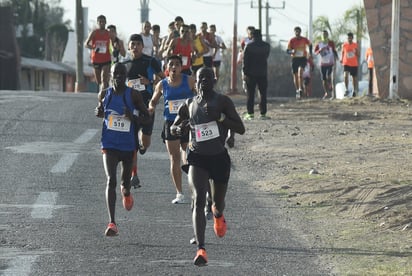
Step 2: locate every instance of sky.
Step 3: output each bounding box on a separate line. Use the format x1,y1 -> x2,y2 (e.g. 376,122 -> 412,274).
59,0 -> 363,44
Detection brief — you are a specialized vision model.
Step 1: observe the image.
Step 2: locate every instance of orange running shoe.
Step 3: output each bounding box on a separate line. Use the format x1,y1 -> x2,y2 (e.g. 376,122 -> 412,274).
193,248 -> 208,266
122,193 -> 134,211
121,186 -> 134,211
212,206 -> 227,237
104,222 -> 118,236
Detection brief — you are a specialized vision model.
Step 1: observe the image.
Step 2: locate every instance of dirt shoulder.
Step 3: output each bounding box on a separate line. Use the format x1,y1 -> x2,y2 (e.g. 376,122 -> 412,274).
230,95 -> 412,275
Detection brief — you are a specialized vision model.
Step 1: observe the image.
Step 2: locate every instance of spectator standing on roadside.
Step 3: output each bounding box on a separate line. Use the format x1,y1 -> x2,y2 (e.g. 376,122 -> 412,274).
148,55 -> 196,204
287,26 -> 312,99
170,66 -> 245,266
94,63 -> 151,236
84,15 -> 112,92
314,30 -> 338,99
365,47 -> 374,96
107,24 -> 126,64
340,32 -> 359,97
242,29 -> 270,120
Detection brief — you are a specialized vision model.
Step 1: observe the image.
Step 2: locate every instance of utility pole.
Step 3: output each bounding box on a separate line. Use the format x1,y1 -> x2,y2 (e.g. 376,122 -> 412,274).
389,0 -> 400,99
140,0 -> 150,23
308,0 -> 313,41
229,0 -> 238,94
75,0 -> 84,92
252,0 -> 285,42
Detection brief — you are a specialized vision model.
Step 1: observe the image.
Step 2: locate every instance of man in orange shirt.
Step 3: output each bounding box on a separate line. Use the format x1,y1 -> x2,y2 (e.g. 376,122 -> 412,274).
365,47 -> 374,96
84,15 -> 112,92
287,26 -> 312,99
340,32 -> 359,97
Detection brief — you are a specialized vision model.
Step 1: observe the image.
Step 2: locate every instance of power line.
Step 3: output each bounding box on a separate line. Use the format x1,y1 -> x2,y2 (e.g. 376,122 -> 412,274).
194,0 -> 249,5
274,9 -> 307,27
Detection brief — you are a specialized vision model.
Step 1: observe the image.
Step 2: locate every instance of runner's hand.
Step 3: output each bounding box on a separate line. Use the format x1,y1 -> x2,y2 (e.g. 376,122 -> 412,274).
95,105 -> 103,117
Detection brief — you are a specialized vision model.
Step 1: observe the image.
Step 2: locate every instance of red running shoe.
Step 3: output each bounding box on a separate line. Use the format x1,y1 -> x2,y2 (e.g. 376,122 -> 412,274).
212,206 -> 227,237
123,193 -> 134,211
121,186 -> 134,211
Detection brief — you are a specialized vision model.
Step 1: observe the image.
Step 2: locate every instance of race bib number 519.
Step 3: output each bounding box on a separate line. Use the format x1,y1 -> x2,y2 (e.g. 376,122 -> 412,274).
107,114 -> 131,132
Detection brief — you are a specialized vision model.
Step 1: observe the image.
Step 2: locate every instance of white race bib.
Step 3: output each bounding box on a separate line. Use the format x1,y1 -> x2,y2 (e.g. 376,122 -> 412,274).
194,121 -> 219,142
295,50 -> 304,57
182,56 -> 189,66
107,114 -> 131,132
96,40 -> 107,53
127,79 -> 145,91
168,99 -> 186,114
347,51 -> 355,58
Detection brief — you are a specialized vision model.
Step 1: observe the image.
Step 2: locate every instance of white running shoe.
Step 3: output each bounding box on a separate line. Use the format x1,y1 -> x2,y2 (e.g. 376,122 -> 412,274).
172,193 -> 185,204
296,90 -> 301,99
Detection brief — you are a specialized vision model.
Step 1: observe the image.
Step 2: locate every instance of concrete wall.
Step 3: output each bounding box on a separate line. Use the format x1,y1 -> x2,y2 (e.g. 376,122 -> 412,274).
364,0 -> 412,99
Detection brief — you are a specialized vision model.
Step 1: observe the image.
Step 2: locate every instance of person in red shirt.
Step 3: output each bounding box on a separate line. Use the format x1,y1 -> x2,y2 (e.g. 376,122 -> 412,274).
84,15 -> 112,92
340,32 -> 359,97
166,24 -> 194,75
287,26 -> 312,99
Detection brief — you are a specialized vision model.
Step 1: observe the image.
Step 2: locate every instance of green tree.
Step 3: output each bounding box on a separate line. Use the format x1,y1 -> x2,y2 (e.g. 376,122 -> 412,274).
8,0 -> 70,60
312,4 -> 367,82
312,4 -> 367,50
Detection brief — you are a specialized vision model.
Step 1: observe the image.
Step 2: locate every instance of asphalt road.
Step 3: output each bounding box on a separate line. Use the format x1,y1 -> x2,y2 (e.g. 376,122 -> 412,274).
0,90 -> 331,275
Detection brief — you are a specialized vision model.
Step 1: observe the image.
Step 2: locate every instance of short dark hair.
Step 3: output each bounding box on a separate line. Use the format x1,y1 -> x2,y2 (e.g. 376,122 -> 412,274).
253,29 -> 262,38
175,16 -> 184,22
97,15 -> 106,21
167,54 -> 183,65
107,25 -> 116,31
347,32 -> 354,38
129,34 -> 143,44
294,26 -> 301,32
152,24 -> 160,32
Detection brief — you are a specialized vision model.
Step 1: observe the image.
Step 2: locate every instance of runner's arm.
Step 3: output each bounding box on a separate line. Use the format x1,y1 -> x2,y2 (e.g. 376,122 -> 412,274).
131,90 -> 152,125
219,96 -> 245,135
95,90 -> 106,118
148,81 -> 163,114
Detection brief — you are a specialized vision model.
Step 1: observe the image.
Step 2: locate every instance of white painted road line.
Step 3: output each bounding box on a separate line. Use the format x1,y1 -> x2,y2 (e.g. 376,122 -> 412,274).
51,128 -> 98,173
50,153 -> 79,173
31,192 -> 58,219
73,129 -> 99,144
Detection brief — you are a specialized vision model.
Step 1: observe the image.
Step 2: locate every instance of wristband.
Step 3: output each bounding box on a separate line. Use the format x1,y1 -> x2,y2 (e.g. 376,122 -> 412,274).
218,113 -> 225,122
